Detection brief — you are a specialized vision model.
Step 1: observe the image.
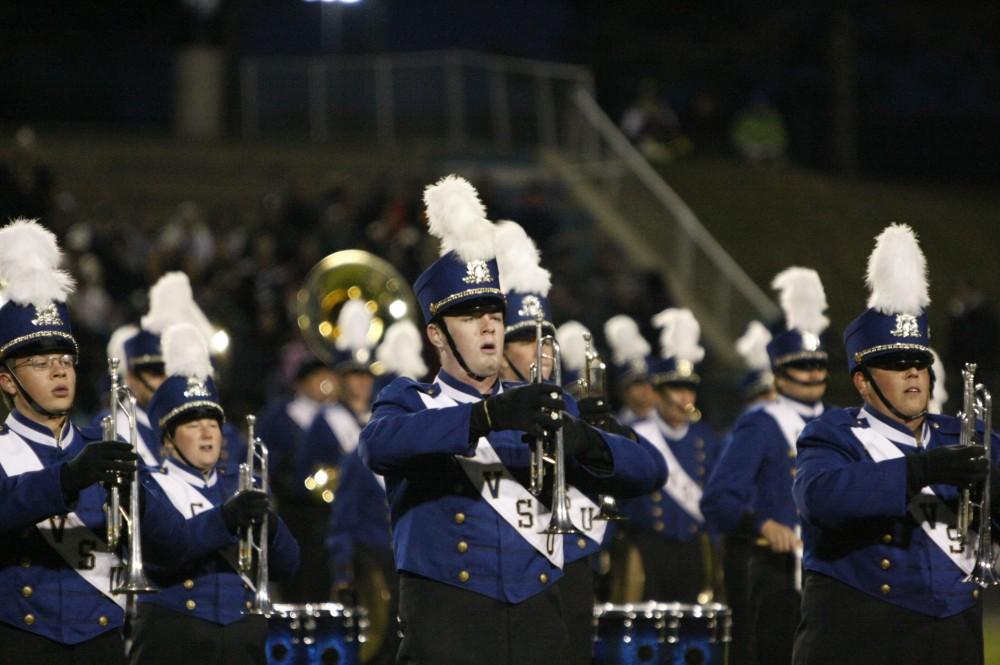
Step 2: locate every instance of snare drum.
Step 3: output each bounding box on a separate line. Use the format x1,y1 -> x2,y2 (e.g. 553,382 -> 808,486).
266,603 -> 368,665
592,602 -> 731,665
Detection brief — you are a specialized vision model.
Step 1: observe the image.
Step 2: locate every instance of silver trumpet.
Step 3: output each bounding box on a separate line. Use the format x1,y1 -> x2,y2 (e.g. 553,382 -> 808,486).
238,415 -> 273,614
527,313 -> 578,535
101,357 -> 155,595
951,363 -> 1000,587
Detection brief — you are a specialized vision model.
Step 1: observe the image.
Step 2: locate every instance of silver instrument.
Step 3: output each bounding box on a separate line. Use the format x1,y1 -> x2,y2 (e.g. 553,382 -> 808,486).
951,363 -> 999,587
101,357 -> 155,595
528,313 -> 578,535
238,415 -> 274,614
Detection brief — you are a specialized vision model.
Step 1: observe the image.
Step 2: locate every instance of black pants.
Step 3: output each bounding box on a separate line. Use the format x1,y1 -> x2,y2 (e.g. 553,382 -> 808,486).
792,572 -> 983,665
0,623 -> 124,665
722,532 -> 754,665
128,603 -> 267,665
354,545 -> 401,665
558,557 -> 596,665
633,531 -> 704,602
748,548 -> 799,665
396,571 -> 571,665
278,500 -> 331,602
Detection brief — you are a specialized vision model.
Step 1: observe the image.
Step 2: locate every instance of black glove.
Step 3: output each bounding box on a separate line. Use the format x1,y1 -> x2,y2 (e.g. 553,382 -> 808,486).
906,445 -> 988,493
561,415 -> 613,470
60,440 -> 138,494
470,383 -> 566,440
577,397 -> 638,441
221,490 -> 269,534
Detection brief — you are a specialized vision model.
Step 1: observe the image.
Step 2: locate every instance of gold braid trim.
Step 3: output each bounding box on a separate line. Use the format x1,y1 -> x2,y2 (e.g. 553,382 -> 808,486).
0,331 -> 79,359
430,288 -> 505,316
854,343 -> 931,364
158,400 -> 226,428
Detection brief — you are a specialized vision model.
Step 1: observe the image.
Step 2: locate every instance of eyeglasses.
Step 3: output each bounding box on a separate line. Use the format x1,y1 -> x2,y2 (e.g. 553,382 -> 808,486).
14,354 -> 78,371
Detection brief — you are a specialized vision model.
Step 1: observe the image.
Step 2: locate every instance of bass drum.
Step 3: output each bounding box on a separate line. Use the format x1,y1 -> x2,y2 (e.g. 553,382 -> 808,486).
592,602 -> 731,665
266,603 -> 368,665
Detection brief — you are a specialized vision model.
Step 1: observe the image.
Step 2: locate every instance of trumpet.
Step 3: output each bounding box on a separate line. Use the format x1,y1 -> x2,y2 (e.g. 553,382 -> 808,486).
101,357 -> 155,595
238,415 -> 273,614
951,363 -> 1000,587
528,312 -> 578,535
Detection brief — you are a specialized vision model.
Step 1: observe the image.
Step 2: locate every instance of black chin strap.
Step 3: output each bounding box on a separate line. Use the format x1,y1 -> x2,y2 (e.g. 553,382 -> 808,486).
504,353 -> 527,382
438,319 -> 490,382
166,430 -> 199,469
3,360 -> 70,419
133,370 -> 159,401
860,366 -> 927,422
777,367 -> 829,388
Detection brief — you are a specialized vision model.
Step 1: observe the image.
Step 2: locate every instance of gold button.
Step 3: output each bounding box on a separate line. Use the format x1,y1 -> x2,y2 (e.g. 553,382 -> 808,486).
694,439 -> 704,449
21,586 -> 32,598
539,573 -> 548,584
183,579 -> 194,590
245,600 -> 253,609
20,558 -> 30,568
577,538 -> 587,549
458,570 -> 470,583
651,492 -> 662,502
696,452 -> 706,462
697,466 -> 706,476
882,534 -> 893,544
932,422 -> 940,429
651,506 -> 663,517
788,449 -> 796,459
185,600 -> 197,610
653,521 -> 665,532
454,512 -> 466,525
789,468 -> 796,477
98,616 -> 109,627
880,559 -> 891,570
880,584 -> 891,595
973,589 -> 981,599
688,524 -> 698,534
456,541 -> 469,554
23,614 -> 35,626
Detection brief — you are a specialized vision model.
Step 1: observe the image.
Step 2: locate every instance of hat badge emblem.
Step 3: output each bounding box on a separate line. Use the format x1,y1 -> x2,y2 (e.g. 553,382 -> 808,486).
183,377 -> 211,398
517,294 -> 543,319
890,314 -> 920,338
461,260 -> 493,285
801,331 -> 820,351
676,359 -> 693,377
31,303 -> 63,327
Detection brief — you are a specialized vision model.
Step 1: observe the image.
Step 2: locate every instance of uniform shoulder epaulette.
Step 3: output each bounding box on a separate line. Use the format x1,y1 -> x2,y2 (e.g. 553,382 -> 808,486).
927,412 -> 960,434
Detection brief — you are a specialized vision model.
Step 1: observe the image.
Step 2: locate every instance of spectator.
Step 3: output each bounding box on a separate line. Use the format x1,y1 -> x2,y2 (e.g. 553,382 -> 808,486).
730,91 -> 789,165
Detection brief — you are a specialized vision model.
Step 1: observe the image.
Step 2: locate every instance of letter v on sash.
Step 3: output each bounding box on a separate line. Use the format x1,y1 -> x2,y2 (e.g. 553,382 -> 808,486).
483,470 -> 503,498
48,515 -> 67,542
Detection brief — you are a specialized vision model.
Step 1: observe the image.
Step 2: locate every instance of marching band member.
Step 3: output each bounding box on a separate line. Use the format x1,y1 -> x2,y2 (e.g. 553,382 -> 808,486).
703,268 -> 831,665
130,323 -> 299,665
359,175 -> 663,664
604,315 -> 657,424
621,307 -> 721,602
792,224 -> 998,665
0,219 -> 189,664
100,324 -> 164,466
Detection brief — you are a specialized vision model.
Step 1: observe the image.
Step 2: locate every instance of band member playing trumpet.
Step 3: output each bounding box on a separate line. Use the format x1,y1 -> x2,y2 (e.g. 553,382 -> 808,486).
792,224 -> 999,665
131,323 -> 299,665
0,219 -> 190,665
620,308 -> 721,603
359,176 -> 664,665
703,268 -> 832,665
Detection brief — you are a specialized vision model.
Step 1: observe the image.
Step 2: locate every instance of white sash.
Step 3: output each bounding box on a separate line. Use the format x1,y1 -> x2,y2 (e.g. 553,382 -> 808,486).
851,425 -> 976,575
0,429 -> 126,608
115,405 -> 159,467
633,419 -> 704,522
762,401 -> 808,455
323,405 -> 362,455
148,463 -> 216,519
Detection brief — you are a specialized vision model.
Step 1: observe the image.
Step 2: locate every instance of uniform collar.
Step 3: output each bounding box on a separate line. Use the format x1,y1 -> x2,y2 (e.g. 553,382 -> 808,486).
6,409 -> 75,449
436,369 -> 500,402
776,394 -> 824,420
859,405 -> 929,448
654,412 -> 689,441
163,456 -> 218,488
287,393 -> 322,430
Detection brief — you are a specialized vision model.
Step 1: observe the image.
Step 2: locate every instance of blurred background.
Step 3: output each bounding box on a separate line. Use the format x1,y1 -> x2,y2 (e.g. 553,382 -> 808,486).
2,0 -> 1000,655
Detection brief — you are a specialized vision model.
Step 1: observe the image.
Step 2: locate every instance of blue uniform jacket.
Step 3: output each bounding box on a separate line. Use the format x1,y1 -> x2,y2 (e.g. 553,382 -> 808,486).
620,416 -> 720,542
325,449 -> 391,586
702,396 -> 824,535
255,395 -> 322,492
793,405 -> 999,618
358,370 -> 665,603
139,457 -> 300,625
296,403 -> 364,491
0,410 -> 190,644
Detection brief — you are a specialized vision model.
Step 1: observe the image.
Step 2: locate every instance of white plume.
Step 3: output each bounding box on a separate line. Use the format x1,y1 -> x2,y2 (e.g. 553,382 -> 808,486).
336,299 -> 375,355
141,271 -> 215,342
423,174 -> 496,261
865,223 -> 930,316
735,321 -> 772,371
652,308 -> 705,363
604,315 -> 651,366
106,324 -> 139,374
771,267 -> 829,335
376,320 -> 427,380
556,321 -> 591,373
929,349 -> 948,414
0,218 -> 75,308
163,323 -> 213,380
494,220 -> 551,296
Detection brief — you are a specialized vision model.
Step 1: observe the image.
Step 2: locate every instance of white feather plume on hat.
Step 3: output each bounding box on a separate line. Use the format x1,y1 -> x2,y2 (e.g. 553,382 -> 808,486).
652,308 -> 705,363
335,299 -> 375,358
423,175 -> 496,262
0,218 -> 75,309
556,321 -> 591,373
163,323 -> 213,380
866,223 -> 930,316
494,220 -> 551,296
929,349 -> 948,414
107,324 -> 139,375
735,321 -> 772,371
604,315 -> 650,367
376,320 -> 427,380
141,271 -> 215,343
771,267 -> 829,336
